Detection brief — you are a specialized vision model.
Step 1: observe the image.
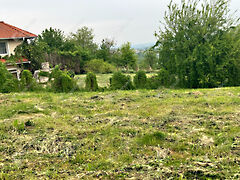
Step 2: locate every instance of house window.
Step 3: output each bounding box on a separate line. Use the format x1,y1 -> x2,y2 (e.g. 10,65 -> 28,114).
0,42 -> 7,54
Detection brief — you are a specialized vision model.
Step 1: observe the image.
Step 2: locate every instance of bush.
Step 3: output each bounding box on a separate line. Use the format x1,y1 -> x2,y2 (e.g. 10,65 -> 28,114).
0,62 -> 19,93
85,72 -> 98,91
134,70 -> 147,89
21,70 -> 36,91
84,59 -> 116,74
39,71 -> 50,77
50,66 -> 77,92
157,68 -> 170,87
146,76 -> 160,89
1,78 -> 20,93
110,72 -> 134,90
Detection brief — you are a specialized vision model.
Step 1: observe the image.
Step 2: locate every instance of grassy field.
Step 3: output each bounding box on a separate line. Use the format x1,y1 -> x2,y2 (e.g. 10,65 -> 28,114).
0,87 -> 240,179
75,73 -> 157,88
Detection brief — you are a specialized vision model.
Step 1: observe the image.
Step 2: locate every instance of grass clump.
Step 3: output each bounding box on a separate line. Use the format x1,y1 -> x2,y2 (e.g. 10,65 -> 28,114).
13,120 -> 25,133
138,132 -> 166,146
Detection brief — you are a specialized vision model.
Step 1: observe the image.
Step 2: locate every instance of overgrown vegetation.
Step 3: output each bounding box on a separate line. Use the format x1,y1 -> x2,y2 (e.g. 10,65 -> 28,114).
0,62 -> 19,93
0,88 -> 239,178
50,65 -> 77,92
110,72 -> 134,90
133,70 -> 147,89
85,72 -> 98,91
154,0 -> 240,88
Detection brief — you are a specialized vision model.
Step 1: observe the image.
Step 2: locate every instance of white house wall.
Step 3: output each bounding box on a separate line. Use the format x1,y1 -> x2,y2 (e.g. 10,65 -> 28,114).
8,39 -> 22,55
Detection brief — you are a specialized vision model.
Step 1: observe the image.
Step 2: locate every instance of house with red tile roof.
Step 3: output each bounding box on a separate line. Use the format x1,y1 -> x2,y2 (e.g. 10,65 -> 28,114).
0,21 -> 37,57
0,21 -> 37,79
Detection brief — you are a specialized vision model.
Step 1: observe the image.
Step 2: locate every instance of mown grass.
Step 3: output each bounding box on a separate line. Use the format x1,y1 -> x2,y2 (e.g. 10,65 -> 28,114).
0,87 -> 239,179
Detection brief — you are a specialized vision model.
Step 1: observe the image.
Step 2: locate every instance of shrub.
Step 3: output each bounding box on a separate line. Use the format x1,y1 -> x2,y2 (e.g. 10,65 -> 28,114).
157,68 -> 170,87
84,59 -> 116,74
21,70 -> 37,91
134,70 -> 147,89
39,71 -> 50,77
85,72 -> 98,91
110,72 -> 134,90
0,62 -> 19,93
146,76 -> 160,89
50,66 -> 77,92
1,78 -> 20,93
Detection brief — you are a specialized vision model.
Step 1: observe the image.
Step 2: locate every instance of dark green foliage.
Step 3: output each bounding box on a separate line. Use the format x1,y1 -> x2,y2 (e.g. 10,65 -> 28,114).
0,62 -> 19,93
85,72 -> 98,91
113,42 -> 137,70
50,66 -> 77,92
134,70 -> 147,89
110,72 -> 134,90
38,27 -> 66,53
39,71 -> 50,77
155,0 -> 240,88
84,59 -> 116,74
138,132 -> 166,146
1,78 -> 20,93
21,70 -> 36,91
15,39 -> 47,71
143,50 -> 158,70
146,76 -> 160,89
97,38 -> 115,62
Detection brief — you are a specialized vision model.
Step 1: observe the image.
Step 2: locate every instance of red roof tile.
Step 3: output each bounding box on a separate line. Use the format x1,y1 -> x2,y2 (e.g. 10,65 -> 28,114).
0,58 -> 29,63
0,21 -> 37,39
0,59 -> 6,63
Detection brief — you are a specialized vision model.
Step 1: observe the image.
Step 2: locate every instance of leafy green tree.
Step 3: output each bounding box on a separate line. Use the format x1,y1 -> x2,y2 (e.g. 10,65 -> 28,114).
97,38 -> 115,62
15,39 -> 47,70
155,0 -> 240,88
143,50 -> 158,70
117,42 -> 137,70
38,28 -> 66,53
70,27 -> 98,58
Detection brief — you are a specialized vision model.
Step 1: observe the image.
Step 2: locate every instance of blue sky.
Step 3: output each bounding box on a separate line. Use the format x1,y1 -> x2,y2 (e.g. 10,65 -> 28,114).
1,0 -> 239,46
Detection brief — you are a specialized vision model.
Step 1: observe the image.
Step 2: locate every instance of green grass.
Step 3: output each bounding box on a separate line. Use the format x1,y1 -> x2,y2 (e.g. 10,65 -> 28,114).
75,73 -> 157,88
0,87 -> 240,179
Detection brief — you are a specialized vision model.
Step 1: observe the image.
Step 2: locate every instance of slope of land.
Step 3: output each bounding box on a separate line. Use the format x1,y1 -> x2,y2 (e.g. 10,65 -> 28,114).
0,88 -> 239,179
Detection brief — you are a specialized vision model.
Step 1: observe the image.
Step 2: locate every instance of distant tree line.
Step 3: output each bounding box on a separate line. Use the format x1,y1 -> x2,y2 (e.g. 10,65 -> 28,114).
13,27 -> 158,74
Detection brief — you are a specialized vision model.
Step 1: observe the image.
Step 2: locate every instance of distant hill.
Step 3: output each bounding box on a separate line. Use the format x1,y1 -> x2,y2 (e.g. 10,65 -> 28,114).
132,42 -> 155,50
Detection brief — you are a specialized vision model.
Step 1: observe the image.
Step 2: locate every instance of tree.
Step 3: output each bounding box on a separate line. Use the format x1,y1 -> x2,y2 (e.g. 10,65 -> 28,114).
70,27 -> 98,56
97,38 -> 115,62
155,0 -> 240,88
38,27 -> 66,53
143,50 -> 158,70
14,39 -> 47,70
117,42 -> 137,70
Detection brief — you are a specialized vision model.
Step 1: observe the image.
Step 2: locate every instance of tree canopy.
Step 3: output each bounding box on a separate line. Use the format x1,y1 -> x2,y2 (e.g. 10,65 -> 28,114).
155,0 -> 240,88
